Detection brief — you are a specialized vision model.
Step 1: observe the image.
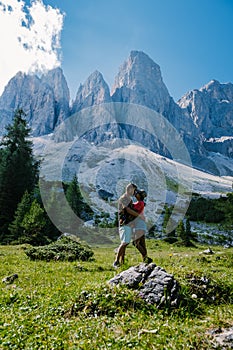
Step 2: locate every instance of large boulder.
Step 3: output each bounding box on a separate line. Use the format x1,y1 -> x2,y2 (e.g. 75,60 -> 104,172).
109,263 -> 180,307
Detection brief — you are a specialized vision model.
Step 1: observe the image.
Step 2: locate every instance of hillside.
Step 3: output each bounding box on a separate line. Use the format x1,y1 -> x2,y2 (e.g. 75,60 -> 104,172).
0,241 -> 233,349
34,127 -> 233,237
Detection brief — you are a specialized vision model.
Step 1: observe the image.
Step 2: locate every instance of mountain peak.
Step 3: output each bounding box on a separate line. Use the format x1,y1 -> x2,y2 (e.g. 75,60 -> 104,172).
85,70 -> 106,85
0,67 -> 70,136
42,66 -> 64,78
178,77 -> 233,140
111,50 -> 165,92
201,79 -> 221,91
129,50 -> 141,57
71,70 -> 111,114
128,50 -> 159,66
111,50 -> 170,114
14,71 -> 26,79
89,70 -> 103,78
200,79 -> 233,102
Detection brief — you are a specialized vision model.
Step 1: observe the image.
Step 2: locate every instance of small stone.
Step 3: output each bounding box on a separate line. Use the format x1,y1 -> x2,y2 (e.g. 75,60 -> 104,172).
2,274 -> 18,284
202,248 -> 214,255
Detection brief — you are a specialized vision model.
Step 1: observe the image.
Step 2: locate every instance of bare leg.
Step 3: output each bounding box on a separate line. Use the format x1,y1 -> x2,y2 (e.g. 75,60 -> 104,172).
133,230 -> 147,259
115,243 -> 128,265
138,234 -> 147,258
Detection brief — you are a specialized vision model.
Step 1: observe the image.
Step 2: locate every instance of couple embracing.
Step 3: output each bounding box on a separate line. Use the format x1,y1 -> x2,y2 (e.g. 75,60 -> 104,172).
113,183 -> 153,268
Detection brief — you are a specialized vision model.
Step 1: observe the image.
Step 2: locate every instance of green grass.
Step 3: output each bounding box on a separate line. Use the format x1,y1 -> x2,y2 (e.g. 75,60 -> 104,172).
0,240 -> 233,349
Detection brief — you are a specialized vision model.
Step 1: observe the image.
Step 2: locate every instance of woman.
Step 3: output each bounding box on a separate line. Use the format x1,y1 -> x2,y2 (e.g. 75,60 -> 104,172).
132,189 -> 153,264
113,183 -> 137,268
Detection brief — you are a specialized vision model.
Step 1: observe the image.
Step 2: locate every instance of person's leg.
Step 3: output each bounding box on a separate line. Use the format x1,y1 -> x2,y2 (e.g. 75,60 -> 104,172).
113,225 -> 131,267
115,242 -> 128,265
140,234 -> 153,263
133,230 -> 147,259
133,229 -> 153,263
138,234 -> 147,258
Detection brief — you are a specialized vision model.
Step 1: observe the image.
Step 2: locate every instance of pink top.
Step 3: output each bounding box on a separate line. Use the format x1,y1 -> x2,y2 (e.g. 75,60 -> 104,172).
133,200 -> 144,214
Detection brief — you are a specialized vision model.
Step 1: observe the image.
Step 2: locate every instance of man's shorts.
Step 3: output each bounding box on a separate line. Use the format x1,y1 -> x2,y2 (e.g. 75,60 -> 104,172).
119,225 -> 132,244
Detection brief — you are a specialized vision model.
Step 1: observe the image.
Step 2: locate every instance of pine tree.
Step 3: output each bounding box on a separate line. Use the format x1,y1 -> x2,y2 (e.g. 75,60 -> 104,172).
177,219 -> 193,246
34,182 -> 61,242
65,174 -> 82,216
162,205 -> 170,234
176,220 -> 186,242
64,174 -> 93,221
20,200 -> 47,245
162,205 -> 177,243
9,185 -> 61,245
8,190 -> 32,242
0,109 -> 40,242
185,218 -> 191,238
223,193 -> 233,228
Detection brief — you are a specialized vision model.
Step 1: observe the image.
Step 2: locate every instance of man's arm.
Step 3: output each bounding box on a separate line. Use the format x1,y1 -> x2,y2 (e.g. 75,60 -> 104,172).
125,206 -> 145,219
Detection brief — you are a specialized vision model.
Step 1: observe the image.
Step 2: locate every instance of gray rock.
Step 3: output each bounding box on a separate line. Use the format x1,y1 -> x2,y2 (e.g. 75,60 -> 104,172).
111,51 -> 171,115
202,248 -> 214,254
178,80 -> 233,137
2,273 -> 18,284
207,327 -> 233,349
108,263 -> 180,307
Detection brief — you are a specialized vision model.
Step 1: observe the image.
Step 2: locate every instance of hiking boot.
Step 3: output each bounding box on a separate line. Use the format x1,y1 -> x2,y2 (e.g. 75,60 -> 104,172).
112,261 -> 120,268
143,256 -> 153,264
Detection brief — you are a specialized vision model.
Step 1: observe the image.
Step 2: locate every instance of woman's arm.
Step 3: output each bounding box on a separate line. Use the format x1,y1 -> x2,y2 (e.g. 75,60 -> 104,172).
125,207 -> 140,217
125,206 -> 145,220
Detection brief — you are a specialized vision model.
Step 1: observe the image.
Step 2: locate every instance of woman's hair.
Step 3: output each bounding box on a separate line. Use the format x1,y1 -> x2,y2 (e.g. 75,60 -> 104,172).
136,189 -> 147,200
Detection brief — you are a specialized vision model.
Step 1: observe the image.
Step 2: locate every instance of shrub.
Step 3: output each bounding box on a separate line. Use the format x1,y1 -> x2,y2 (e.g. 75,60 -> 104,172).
184,273 -> 233,305
25,236 -> 94,262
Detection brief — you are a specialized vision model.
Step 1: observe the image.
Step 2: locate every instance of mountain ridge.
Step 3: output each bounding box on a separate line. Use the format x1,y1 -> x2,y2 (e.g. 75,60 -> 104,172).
0,50 -> 232,176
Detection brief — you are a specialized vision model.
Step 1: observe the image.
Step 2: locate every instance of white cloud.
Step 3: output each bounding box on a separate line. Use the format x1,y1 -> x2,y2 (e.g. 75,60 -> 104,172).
0,0 -> 64,95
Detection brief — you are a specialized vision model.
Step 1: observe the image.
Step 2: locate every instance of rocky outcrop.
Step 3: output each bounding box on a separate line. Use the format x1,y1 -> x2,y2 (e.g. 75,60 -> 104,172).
177,80 -> 233,172
0,68 -> 70,136
178,80 -> 233,140
110,50 -> 207,168
204,137 -> 233,158
42,67 -> 70,126
108,263 -> 180,307
111,51 -> 171,114
71,70 -> 111,114
111,51 -> 198,134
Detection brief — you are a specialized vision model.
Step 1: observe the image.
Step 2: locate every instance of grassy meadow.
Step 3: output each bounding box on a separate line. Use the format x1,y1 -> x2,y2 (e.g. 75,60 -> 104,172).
0,240 -> 233,349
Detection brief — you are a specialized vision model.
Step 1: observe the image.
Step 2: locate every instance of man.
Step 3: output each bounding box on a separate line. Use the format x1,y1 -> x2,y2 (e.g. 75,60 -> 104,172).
113,183 -> 149,268
113,183 -> 137,268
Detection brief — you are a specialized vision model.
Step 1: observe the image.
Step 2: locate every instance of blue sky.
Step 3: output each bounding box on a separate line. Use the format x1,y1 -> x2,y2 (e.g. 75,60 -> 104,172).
2,0 -> 233,101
